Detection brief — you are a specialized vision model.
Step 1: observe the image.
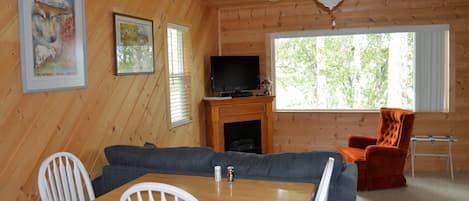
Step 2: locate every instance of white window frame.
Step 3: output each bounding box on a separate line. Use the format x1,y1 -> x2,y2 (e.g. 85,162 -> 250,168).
271,24 -> 450,112
167,23 -> 192,128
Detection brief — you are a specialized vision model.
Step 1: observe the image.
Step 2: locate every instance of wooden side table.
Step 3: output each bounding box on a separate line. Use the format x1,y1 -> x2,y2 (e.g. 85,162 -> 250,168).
410,135 -> 458,180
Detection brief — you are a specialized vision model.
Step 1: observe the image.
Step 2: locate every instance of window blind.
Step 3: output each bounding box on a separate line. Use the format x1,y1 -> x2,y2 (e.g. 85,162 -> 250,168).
167,23 -> 191,128
414,27 -> 449,112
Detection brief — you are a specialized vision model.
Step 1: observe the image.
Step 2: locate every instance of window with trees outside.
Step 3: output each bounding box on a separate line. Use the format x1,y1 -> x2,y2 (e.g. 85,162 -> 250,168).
167,23 -> 192,128
272,25 -> 449,112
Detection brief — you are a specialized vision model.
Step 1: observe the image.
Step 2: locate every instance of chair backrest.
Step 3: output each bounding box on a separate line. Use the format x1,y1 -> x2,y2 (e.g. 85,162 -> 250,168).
313,157 -> 335,201
376,107 -> 415,151
38,152 -> 95,201
120,182 -> 198,201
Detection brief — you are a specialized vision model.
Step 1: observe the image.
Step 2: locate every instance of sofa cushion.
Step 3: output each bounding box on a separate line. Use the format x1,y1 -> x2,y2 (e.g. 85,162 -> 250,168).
99,165 -> 213,196
211,151 -> 344,183
105,145 -> 215,173
211,151 -> 271,177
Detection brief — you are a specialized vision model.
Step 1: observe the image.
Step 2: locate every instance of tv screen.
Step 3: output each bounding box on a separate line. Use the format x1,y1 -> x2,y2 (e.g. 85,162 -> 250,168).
210,56 -> 260,92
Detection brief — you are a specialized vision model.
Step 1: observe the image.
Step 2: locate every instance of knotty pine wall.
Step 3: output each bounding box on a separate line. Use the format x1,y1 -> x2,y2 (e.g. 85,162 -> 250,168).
218,0 -> 469,173
0,0 -> 217,200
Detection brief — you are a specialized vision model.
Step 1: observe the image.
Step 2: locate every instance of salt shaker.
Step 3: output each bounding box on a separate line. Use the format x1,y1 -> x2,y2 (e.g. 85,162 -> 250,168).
214,165 -> 221,182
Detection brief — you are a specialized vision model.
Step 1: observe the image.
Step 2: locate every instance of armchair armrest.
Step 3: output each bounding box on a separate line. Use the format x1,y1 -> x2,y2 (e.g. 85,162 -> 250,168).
348,134 -> 377,149
365,145 -> 408,175
365,145 -> 407,159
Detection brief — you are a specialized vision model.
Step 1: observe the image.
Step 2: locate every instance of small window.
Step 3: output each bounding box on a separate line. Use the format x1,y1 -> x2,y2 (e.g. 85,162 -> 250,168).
272,25 -> 449,112
167,23 -> 192,127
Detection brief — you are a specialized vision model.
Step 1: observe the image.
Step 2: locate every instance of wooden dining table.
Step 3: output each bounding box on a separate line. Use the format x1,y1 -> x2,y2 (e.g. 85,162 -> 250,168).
94,173 -> 315,201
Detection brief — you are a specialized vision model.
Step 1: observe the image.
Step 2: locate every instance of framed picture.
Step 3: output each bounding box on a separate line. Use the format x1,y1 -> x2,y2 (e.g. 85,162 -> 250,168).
18,0 -> 87,93
113,13 -> 155,75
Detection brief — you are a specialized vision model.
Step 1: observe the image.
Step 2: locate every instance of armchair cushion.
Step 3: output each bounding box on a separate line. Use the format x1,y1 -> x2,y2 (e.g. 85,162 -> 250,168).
338,147 -> 365,164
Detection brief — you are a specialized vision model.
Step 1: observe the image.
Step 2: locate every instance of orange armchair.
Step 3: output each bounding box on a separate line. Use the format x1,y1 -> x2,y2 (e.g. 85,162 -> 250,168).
338,108 -> 415,190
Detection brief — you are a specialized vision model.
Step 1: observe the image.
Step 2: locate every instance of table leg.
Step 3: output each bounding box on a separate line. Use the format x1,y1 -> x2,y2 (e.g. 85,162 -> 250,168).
411,140 -> 416,177
449,140 -> 454,180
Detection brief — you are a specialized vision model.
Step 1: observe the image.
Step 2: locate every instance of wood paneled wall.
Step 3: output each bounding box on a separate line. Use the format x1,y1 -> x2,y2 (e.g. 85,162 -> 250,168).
0,0 -> 218,200
217,0 -> 469,173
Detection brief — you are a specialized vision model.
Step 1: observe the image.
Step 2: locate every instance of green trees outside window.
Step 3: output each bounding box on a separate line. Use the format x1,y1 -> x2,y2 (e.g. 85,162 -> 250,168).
274,32 -> 414,110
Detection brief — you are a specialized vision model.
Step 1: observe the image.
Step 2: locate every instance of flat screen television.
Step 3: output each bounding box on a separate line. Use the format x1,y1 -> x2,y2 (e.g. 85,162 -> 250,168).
210,56 -> 260,96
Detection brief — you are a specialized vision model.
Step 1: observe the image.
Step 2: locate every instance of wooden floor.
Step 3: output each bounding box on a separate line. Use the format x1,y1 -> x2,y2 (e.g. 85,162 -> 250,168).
357,173 -> 469,201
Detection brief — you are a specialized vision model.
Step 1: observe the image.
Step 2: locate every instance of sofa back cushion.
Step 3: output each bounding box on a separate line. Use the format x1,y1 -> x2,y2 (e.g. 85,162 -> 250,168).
105,145 -> 215,173
211,151 -> 344,182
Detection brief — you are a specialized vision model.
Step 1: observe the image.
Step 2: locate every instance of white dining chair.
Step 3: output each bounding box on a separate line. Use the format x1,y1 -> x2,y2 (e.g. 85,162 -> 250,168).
313,157 -> 335,201
38,152 -> 96,201
119,182 -> 198,201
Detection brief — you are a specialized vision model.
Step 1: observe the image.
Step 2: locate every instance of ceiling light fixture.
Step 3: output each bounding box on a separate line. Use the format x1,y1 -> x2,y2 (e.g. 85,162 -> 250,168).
316,0 -> 343,28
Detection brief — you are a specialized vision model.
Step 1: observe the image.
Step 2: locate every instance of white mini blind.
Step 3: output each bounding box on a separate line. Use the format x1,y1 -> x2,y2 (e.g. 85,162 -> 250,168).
415,27 -> 449,112
167,23 -> 191,128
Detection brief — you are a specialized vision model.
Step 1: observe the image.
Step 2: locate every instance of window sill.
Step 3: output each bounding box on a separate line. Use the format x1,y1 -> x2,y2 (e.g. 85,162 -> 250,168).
274,109 -> 380,113
171,119 -> 192,128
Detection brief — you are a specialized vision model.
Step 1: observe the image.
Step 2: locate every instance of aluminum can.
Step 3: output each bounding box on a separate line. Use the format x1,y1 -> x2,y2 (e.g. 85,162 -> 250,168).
214,166 -> 221,182
227,166 -> 235,182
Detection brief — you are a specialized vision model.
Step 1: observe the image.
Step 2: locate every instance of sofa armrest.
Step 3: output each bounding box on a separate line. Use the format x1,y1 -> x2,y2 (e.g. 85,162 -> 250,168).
365,145 -> 408,175
348,134 -> 377,149
329,163 -> 357,201
91,176 -> 104,197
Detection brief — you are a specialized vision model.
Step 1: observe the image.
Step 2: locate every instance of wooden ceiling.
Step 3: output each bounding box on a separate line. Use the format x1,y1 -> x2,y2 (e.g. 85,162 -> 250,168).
203,0 -> 312,8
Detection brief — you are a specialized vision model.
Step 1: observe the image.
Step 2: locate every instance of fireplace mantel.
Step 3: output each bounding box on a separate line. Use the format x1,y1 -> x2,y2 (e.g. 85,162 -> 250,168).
204,96 -> 274,153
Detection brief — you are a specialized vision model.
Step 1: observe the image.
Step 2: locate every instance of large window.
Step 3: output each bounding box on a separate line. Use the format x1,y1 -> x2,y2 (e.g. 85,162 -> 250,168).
272,25 -> 449,112
167,23 -> 191,127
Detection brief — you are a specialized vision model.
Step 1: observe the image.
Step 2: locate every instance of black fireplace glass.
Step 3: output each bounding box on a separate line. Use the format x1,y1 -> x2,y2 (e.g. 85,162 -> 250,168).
224,120 -> 261,154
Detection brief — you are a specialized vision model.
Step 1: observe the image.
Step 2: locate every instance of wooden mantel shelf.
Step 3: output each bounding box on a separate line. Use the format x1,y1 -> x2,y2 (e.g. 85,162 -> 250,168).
204,96 -> 274,153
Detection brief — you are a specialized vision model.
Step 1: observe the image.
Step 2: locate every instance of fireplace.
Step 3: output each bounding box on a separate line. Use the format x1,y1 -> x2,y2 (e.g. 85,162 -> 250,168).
204,96 -> 274,153
224,120 -> 261,154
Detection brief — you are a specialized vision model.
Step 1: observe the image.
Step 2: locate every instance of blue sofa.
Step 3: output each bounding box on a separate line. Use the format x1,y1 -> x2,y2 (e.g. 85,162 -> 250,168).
92,145 -> 357,201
